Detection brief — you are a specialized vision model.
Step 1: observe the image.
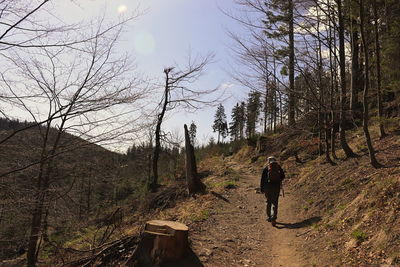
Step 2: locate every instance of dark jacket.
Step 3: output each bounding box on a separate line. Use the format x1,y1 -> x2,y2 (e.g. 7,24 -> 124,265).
260,163 -> 285,192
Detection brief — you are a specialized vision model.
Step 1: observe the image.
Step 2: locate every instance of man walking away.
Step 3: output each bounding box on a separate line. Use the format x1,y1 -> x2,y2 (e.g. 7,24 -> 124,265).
260,156 -> 285,226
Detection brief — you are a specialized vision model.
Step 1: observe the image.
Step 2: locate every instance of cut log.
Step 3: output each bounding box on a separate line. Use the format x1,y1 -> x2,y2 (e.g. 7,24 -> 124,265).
144,220 -> 189,262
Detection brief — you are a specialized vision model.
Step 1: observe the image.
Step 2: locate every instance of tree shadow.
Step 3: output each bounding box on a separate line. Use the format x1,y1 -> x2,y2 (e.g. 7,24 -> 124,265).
162,247 -> 204,267
210,191 -> 230,203
275,216 -> 321,229
198,170 -> 212,180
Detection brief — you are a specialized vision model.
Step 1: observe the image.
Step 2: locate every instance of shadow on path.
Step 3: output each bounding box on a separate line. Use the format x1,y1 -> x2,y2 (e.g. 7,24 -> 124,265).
275,216 -> 321,229
162,247 -> 204,267
210,191 -> 230,203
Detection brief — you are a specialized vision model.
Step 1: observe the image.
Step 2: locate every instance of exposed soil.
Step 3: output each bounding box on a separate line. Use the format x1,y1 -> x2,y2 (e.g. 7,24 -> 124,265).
189,161 -> 318,267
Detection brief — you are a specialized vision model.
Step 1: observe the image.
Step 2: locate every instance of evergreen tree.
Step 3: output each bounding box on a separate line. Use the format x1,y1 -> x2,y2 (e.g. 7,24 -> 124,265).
239,102 -> 246,139
212,104 -> 228,144
246,91 -> 262,138
229,103 -> 241,141
263,0 -> 296,125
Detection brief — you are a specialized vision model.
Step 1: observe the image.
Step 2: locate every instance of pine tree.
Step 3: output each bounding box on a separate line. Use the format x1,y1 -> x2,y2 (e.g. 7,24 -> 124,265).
238,102 -> 246,139
229,103 -> 241,141
263,0 -> 296,125
246,91 -> 262,138
212,104 -> 228,144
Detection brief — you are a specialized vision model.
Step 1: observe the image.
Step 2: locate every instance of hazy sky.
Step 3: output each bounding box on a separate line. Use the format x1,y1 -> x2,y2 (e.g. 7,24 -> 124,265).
54,0 -> 249,147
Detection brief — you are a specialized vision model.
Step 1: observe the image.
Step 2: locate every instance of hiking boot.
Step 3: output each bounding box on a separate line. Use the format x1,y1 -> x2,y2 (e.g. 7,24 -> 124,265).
271,220 -> 276,227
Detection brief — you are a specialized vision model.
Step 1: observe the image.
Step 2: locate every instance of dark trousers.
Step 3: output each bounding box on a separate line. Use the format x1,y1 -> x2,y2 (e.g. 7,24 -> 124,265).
265,183 -> 280,220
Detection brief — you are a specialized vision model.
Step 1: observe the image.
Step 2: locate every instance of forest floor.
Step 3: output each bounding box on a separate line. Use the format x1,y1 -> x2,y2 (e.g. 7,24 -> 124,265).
187,130 -> 400,267
189,160 -> 318,267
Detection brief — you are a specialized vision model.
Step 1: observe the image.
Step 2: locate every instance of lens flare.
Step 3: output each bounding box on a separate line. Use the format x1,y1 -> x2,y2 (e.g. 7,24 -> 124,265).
117,5 -> 128,14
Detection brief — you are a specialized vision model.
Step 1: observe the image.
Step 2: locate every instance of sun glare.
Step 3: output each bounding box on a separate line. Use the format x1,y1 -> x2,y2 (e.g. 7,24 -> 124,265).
117,5 -> 128,14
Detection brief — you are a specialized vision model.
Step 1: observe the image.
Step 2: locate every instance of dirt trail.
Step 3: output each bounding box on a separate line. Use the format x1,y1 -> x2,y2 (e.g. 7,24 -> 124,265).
190,161 -> 317,267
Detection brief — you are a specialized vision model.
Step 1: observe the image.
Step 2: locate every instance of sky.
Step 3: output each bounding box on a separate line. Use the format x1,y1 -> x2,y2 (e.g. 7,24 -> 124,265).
52,0 -> 250,149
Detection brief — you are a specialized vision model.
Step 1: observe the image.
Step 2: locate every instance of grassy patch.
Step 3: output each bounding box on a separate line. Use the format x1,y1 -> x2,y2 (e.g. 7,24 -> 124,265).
356,144 -> 368,153
324,221 -> 337,230
311,222 -> 320,230
351,229 -> 367,242
207,179 -> 238,190
189,209 -> 211,222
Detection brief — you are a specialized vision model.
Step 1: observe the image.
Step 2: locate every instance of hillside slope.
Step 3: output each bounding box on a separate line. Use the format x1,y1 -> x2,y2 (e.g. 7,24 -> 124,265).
2,124 -> 398,267
287,134 -> 400,266
0,125 -> 124,261
187,129 -> 399,266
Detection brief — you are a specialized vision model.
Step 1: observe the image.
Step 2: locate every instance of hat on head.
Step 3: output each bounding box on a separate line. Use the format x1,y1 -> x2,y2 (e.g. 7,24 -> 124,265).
267,156 -> 276,163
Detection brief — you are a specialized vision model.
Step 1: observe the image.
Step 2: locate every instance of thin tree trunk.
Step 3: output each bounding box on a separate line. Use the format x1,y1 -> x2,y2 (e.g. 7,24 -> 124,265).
373,0 -> 387,139
316,9 -> 323,157
337,0 -> 357,158
273,46 -> 278,132
328,0 -> 338,160
359,0 -> 381,168
151,68 -> 171,191
27,124 -> 52,267
264,48 -> 269,134
28,116 -> 67,266
288,0 -> 296,126
350,19 -> 361,118
87,174 -> 91,214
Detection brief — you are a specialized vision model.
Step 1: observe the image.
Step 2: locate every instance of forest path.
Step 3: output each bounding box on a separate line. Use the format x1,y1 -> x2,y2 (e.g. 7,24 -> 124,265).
190,159 -> 318,267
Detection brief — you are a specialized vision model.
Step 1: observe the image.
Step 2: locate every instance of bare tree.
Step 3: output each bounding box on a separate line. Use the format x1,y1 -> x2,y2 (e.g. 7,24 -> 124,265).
0,17 -> 146,266
150,54 -> 217,191
337,0 -> 357,158
372,0 -> 387,139
359,0 -> 381,168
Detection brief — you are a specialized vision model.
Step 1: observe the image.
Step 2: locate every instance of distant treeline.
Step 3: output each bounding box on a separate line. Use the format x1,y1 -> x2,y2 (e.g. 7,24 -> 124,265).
0,117 -> 36,131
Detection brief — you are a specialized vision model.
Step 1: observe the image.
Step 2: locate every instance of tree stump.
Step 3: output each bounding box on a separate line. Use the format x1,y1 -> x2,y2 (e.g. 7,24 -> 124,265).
184,124 -> 205,195
144,220 -> 189,263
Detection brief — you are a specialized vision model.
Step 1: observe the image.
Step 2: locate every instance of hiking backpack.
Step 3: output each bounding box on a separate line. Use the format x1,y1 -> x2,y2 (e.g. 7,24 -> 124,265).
268,162 -> 281,182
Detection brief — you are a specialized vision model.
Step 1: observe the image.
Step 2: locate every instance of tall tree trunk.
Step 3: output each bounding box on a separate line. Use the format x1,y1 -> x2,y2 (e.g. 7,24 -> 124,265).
317,8 -> 323,157
373,0 -> 387,139
263,48 -> 269,134
328,0 -> 337,159
273,46 -> 278,132
350,19 -> 361,118
337,0 -> 357,158
359,0 -> 381,168
329,0 -> 338,160
279,89 -> 283,126
151,68 -> 171,191
316,4 -> 334,164
28,119 -> 66,266
288,0 -> 296,126
27,124 -> 52,267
